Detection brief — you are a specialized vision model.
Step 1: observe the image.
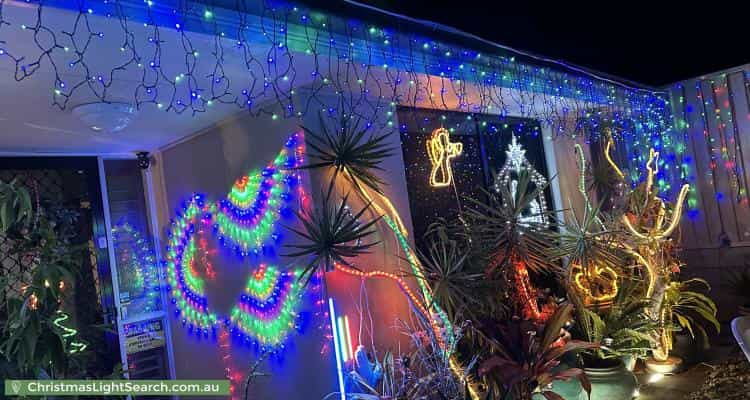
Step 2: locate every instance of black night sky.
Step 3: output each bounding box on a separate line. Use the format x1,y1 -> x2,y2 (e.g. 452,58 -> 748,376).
303,0 -> 749,87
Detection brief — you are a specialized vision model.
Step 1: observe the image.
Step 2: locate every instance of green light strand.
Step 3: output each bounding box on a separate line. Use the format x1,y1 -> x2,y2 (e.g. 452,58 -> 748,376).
53,311 -> 87,354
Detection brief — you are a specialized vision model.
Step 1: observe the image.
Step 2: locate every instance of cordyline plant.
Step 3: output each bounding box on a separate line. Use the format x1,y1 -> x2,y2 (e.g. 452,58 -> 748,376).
478,303 -> 598,400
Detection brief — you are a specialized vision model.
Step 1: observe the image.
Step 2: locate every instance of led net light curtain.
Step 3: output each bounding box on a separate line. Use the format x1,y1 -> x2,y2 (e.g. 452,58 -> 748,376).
0,0 -> 692,205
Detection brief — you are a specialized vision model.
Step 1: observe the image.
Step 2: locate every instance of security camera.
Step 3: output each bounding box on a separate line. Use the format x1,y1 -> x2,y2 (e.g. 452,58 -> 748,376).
136,151 -> 150,170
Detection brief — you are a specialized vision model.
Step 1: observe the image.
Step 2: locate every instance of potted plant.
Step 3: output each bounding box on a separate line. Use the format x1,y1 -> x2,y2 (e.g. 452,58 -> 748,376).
648,278 -> 719,371
566,279 -> 654,400
478,303 -> 597,400
724,266 -> 750,317
576,278 -> 657,366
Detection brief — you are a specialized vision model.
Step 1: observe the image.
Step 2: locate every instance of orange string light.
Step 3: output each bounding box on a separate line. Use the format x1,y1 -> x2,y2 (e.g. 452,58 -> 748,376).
333,263 -> 431,322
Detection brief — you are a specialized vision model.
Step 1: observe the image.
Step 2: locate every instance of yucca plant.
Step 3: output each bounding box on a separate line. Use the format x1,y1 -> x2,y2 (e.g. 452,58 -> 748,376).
299,112 -> 395,198
462,171 -> 558,276
415,228 -> 491,323
553,202 -> 626,293
285,192 -> 381,285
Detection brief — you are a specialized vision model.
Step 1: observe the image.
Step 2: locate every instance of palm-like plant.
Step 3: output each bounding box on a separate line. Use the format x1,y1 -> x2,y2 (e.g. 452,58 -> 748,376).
416,229 -> 490,323
299,113 -> 395,198
285,192 -> 381,284
554,203 -> 626,290
463,171 -> 557,276
478,303 -> 598,400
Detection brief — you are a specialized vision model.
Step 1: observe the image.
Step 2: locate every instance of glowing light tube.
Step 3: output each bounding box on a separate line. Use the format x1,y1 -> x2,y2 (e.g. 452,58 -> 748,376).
344,315 -> 354,361
328,298 -> 346,400
337,317 -> 349,362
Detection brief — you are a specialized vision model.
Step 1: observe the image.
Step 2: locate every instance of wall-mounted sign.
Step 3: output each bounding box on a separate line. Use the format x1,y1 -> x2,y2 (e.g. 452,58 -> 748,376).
124,320 -> 165,355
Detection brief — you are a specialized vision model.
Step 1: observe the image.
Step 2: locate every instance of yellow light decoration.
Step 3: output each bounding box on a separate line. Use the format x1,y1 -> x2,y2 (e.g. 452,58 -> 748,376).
426,127 -> 463,187
621,183 -> 690,242
571,263 -> 619,304
604,135 -> 625,179
644,148 -> 659,195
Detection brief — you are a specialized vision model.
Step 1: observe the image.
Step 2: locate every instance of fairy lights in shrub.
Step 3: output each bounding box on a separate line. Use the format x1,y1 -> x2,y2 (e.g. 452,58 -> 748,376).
164,133 -> 309,349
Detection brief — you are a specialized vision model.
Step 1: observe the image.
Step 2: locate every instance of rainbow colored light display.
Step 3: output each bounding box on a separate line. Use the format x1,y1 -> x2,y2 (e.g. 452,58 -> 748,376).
229,264 -> 305,347
112,222 -> 161,314
164,133 -> 309,349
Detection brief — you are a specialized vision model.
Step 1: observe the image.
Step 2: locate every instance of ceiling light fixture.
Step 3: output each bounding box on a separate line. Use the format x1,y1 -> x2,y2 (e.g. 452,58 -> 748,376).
72,102 -> 136,133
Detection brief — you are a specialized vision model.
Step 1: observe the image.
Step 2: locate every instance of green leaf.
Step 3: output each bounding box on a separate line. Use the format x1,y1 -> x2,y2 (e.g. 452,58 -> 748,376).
0,201 -> 10,232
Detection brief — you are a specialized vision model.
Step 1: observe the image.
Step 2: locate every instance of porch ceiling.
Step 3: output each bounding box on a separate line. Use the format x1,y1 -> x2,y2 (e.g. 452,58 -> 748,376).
0,2 -> 281,155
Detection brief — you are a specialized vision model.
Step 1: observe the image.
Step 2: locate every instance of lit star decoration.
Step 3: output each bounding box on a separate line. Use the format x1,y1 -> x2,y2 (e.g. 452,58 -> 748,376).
112,221 -> 161,313
495,135 -> 549,227
427,127 -> 463,187
164,133 -> 310,349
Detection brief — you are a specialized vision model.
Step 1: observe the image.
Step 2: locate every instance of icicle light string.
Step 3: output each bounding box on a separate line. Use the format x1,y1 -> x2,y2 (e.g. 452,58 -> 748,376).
0,1 -> 673,134
0,0 -> 691,206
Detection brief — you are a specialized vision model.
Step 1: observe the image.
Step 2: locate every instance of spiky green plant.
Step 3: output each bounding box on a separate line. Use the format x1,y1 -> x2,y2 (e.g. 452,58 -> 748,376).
285,192 -> 381,284
462,171 -> 558,276
416,229 -> 489,322
299,113 -> 395,198
571,278 -> 658,361
553,202 -> 626,284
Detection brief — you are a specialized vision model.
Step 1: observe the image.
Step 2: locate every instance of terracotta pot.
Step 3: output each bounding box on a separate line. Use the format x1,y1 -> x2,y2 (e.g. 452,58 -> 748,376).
583,361 -> 638,400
